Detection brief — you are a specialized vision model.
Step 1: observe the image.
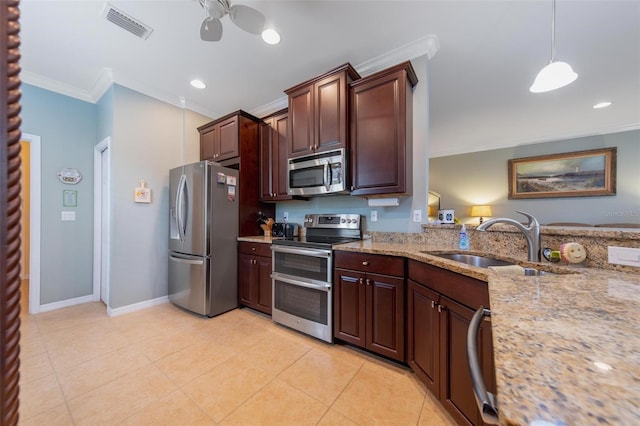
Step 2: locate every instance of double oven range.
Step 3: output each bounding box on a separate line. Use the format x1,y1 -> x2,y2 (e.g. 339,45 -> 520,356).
271,214 -> 362,343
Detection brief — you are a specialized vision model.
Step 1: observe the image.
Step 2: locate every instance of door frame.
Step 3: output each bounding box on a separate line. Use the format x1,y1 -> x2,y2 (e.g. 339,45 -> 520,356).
93,137 -> 110,307
23,133 -> 41,315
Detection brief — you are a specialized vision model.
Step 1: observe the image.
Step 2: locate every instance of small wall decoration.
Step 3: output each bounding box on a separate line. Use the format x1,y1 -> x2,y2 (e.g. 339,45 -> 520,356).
134,180 -> 151,203
63,190 -> 77,207
57,168 -> 82,184
508,147 -> 616,199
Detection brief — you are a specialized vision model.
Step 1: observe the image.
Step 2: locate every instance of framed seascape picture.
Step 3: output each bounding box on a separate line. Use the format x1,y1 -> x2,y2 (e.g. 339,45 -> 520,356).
508,147 -> 616,199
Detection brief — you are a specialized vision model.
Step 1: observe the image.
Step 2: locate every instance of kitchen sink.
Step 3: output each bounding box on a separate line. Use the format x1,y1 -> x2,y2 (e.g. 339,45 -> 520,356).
423,252 -> 514,268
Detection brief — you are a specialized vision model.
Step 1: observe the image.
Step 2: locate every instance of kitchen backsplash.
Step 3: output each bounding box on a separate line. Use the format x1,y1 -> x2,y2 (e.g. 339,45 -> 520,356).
368,225 -> 640,273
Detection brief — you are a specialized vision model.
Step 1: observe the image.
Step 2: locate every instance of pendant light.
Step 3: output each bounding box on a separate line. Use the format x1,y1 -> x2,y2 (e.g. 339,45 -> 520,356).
530,0 -> 577,93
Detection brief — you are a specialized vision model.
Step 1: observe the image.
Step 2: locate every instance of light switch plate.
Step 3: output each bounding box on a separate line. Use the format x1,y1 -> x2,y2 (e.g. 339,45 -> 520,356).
371,210 -> 378,222
412,209 -> 422,223
608,246 -> 640,267
283,211 -> 289,222
61,211 -> 76,221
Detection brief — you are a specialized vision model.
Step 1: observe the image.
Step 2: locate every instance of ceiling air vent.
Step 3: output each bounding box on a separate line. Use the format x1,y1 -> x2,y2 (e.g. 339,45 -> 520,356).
102,3 -> 153,40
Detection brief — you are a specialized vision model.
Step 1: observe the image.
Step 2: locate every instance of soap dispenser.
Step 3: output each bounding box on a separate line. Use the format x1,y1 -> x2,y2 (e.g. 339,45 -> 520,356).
458,224 -> 470,250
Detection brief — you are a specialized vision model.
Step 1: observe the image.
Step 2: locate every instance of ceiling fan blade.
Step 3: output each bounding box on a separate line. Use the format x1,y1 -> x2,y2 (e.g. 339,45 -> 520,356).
228,4 -> 265,34
200,17 -> 223,41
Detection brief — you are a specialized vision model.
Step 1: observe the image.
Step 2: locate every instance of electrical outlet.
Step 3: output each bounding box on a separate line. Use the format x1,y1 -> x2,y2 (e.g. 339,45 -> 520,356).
608,246 -> 640,267
412,209 -> 422,223
371,210 -> 378,222
283,211 -> 289,222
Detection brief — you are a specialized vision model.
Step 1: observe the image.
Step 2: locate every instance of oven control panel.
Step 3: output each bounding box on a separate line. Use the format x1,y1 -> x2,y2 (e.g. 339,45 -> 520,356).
304,213 -> 361,229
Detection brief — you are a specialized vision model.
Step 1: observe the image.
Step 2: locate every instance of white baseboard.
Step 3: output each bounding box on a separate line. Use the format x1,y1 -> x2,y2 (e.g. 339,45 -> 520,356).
107,296 -> 169,317
39,294 -> 96,313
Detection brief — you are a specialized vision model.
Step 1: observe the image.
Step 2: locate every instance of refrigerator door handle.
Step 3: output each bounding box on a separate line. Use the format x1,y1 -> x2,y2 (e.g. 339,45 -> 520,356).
176,174 -> 188,241
169,254 -> 205,265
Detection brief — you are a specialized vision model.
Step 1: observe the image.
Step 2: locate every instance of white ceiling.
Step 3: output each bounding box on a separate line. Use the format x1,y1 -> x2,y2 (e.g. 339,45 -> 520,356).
19,0 -> 640,157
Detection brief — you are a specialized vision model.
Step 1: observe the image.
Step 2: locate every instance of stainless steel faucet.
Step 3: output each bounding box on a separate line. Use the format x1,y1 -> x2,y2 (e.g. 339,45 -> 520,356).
476,211 -> 541,262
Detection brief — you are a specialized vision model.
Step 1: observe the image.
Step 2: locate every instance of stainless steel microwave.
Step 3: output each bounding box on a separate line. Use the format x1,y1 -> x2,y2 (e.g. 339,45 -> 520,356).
287,148 -> 348,196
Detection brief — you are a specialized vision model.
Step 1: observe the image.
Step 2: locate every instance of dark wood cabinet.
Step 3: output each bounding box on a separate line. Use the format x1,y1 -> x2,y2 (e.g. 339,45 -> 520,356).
285,63 -> 360,158
334,251 -> 405,362
350,61 -> 418,196
259,109 -> 291,202
407,260 -> 495,426
238,242 -> 272,315
198,110 -> 275,236
199,115 -> 239,162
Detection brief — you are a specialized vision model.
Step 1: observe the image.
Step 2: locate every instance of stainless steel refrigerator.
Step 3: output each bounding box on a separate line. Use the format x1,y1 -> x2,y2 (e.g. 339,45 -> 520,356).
168,160 -> 239,316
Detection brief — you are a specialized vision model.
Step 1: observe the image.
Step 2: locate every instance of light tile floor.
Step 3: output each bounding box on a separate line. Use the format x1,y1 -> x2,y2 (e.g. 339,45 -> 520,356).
19,302 -> 456,425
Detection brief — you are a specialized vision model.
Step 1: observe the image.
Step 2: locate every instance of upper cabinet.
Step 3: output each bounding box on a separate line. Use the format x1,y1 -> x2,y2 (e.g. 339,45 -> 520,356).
199,114 -> 239,162
259,109 -> 291,202
349,61 -> 418,196
285,63 -> 361,158
198,110 -> 275,236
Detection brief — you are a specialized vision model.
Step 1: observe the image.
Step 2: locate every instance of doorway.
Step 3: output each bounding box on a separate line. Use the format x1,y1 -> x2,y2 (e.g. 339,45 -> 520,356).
93,137 -> 111,307
22,133 -> 41,314
19,141 -> 30,314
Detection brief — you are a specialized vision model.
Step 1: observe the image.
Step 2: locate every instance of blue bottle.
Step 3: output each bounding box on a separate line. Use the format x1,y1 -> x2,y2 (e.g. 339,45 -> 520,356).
459,224 -> 470,250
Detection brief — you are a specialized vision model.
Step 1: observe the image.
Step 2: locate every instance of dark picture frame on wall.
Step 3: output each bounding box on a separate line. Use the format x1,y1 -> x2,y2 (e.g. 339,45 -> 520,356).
508,147 -> 617,199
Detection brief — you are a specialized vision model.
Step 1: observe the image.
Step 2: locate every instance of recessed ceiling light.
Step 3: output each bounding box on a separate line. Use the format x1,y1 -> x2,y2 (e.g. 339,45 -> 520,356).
261,28 -> 281,45
593,101 -> 612,109
190,79 -> 206,89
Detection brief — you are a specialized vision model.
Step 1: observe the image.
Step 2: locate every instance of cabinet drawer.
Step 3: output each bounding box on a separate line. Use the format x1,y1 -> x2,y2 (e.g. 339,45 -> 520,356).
238,241 -> 272,257
334,251 -> 405,277
408,260 -> 489,309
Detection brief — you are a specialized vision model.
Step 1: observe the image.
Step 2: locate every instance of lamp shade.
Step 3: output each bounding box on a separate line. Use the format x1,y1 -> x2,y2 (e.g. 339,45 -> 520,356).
529,60 -> 578,93
471,205 -> 492,218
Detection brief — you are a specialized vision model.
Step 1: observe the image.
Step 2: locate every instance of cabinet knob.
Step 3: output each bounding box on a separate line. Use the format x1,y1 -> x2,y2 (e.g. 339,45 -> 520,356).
366,279 -> 371,286
251,247 -> 256,251
359,278 -> 363,284
437,304 -> 444,313
362,261 -> 369,266
431,300 -> 436,309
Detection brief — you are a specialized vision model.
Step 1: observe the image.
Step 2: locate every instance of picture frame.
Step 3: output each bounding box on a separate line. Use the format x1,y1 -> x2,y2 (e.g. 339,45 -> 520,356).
508,147 -> 616,199
134,186 -> 151,203
63,190 -> 77,207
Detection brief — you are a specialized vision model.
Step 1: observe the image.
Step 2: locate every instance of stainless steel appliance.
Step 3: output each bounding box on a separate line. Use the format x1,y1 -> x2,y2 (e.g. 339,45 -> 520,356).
271,213 -> 362,342
287,148 -> 348,196
168,160 -> 239,317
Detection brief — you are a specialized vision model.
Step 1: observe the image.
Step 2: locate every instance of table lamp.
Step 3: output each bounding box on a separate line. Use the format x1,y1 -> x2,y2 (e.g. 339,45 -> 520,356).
471,205 -> 492,224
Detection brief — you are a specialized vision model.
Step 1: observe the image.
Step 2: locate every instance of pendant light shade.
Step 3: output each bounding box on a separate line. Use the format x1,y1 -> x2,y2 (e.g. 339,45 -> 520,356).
530,60 -> 578,93
530,0 -> 577,93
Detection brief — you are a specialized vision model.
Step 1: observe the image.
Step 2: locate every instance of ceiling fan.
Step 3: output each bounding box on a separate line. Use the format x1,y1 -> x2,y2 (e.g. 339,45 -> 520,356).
197,0 -> 265,42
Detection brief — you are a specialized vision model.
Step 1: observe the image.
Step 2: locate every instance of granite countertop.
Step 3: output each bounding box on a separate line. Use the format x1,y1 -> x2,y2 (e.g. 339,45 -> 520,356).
237,235 -> 281,243
333,240 -> 640,426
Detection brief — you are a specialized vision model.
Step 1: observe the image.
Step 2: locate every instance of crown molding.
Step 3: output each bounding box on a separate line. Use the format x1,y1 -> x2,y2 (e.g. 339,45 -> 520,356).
429,123 -> 640,158
355,34 -> 439,77
21,70 -> 95,103
22,34 -> 438,118
249,96 -> 288,119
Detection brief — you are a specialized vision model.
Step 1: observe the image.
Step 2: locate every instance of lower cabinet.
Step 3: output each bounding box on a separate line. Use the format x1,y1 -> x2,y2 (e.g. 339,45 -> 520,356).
407,260 -> 496,426
333,251 -> 406,362
238,242 -> 272,315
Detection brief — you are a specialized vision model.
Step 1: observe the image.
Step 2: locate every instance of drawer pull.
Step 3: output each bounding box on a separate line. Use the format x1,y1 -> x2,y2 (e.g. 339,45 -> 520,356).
437,304 -> 444,313
359,278 -> 364,284
362,261 -> 369,266
431,300 -> 436,309
251,247 -> 256,251
366,279 -> 371,286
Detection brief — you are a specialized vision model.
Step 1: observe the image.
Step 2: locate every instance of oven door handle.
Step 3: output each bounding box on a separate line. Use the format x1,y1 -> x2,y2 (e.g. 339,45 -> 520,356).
271,273 -> 331,291
270,246 -> 331,258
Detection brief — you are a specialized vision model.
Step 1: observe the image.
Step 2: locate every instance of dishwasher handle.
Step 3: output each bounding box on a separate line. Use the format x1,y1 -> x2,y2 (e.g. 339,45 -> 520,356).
467,306 -> 499,425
